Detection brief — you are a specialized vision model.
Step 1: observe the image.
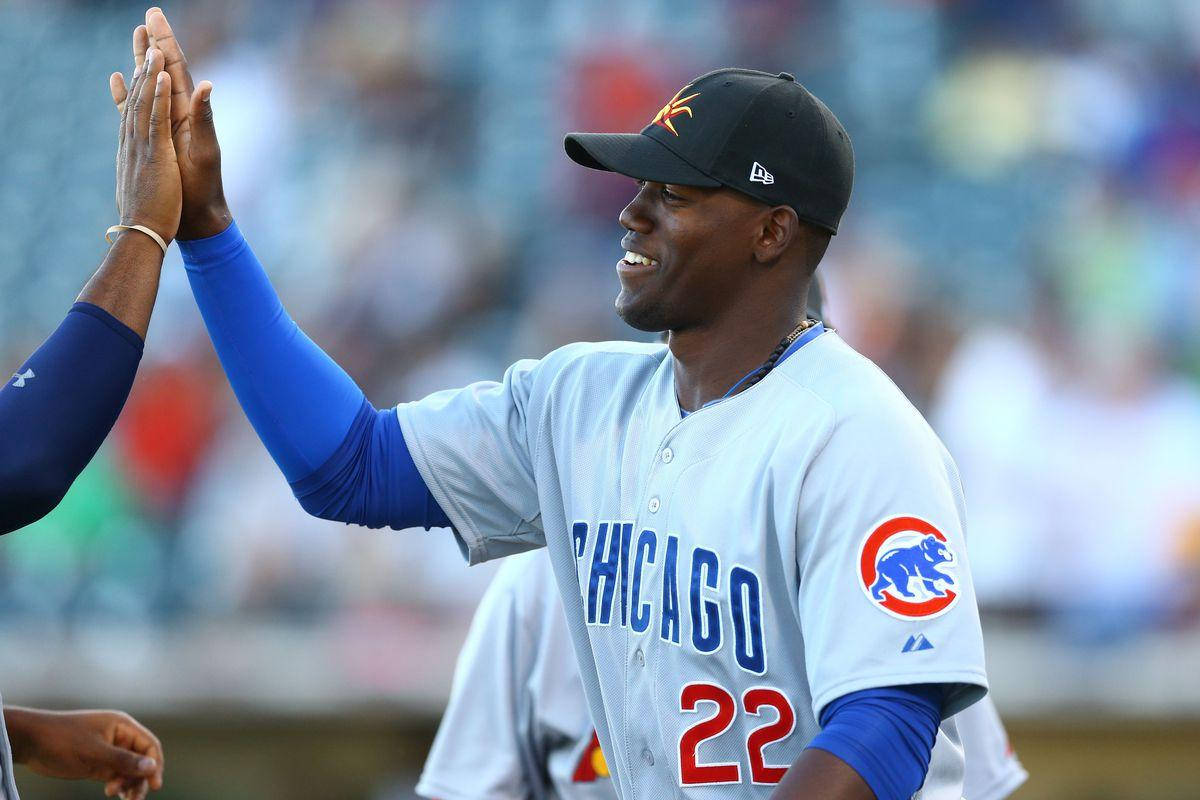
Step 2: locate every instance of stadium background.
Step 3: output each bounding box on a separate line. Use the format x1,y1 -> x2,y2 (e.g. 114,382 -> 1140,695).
1,0 -> 1199,796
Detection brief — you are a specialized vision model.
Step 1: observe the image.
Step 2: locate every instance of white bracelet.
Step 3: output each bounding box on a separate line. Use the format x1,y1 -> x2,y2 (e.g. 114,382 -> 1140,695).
105,224 -> 168,255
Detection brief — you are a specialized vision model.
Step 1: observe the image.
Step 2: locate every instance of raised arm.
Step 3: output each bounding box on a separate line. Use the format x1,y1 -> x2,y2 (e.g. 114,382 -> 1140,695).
129,8 -> 445,530
0,46 -> 179,533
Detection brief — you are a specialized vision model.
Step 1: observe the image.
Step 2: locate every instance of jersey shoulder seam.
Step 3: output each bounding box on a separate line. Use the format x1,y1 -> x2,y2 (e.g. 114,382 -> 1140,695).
777,340 -> 942,449
775,371 -> 839,462
531,340 -> 667,458
778,337 -> 913,413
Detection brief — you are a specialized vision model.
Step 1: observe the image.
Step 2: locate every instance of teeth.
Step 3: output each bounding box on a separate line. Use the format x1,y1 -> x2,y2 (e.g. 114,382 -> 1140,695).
624,251 -> 656,266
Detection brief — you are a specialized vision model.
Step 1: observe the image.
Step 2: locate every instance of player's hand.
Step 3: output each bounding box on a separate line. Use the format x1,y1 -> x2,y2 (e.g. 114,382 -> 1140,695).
109,45 -> 182,245
110,7 -> 230,241
5,708 -> 164,800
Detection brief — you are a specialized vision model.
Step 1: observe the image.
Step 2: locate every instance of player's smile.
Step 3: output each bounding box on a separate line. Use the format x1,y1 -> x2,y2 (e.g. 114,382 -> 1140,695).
101,38 -> 996,797
616,242 -> 659,278
614,180 -> 769,333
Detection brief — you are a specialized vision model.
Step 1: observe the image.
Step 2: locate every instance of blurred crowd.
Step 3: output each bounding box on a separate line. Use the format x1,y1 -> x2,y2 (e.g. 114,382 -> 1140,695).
1,0 -> 1198,660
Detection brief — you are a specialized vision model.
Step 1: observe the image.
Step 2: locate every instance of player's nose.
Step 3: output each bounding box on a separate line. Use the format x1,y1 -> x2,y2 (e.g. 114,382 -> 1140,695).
618,186 -> 653,234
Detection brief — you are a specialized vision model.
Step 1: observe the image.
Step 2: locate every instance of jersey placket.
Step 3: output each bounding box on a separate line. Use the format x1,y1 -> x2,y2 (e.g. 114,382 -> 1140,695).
623,422 -> 686,798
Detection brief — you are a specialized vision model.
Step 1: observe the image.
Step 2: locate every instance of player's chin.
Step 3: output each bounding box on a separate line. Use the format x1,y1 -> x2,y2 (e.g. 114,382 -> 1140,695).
615,289 -> 671,333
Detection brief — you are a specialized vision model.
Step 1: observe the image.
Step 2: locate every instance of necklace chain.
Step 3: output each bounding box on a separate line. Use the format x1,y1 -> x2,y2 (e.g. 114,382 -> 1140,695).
781,318 -> 817,347
724,318 -> 818,399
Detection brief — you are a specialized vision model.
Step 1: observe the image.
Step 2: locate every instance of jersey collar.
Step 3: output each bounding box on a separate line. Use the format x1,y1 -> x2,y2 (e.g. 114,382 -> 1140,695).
681,322 -> 827,417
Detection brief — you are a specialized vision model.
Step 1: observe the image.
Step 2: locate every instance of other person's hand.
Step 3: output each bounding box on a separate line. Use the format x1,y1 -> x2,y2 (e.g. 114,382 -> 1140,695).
109,45 -> 181,245
110,8 -> 229,241
5,707 -> 164,800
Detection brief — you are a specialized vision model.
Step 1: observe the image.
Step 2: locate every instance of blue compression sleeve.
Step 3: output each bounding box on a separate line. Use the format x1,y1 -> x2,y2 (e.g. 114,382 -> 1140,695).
179,222 -> 363,481
0,303 -> 143,534
806,684 -> 942,800
290,398 -> 451,529
179,222 -> 446,529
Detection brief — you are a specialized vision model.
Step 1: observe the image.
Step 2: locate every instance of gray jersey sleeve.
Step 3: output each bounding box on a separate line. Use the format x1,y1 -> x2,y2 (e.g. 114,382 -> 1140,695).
417,555 -> 544,800
420,551 -> 620,800
397,357 -> 546,565
795,390 -> 989,719
958,696 -> 1027,800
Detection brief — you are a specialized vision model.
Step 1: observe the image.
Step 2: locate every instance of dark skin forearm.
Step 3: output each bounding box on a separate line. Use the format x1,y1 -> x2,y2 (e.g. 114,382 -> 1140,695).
770,749 -> 875,800
5,705 -> 40,764
87,40 -> 182,342
76,230 -> 165,340
179,202 -> 233,242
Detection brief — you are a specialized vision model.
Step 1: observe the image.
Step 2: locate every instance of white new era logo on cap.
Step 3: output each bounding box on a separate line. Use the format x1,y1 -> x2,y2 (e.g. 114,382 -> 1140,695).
749,161 -> 774,185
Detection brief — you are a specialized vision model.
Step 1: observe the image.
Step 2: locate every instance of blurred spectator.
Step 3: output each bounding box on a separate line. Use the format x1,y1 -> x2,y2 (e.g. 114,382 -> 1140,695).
1,0 -> 1199,667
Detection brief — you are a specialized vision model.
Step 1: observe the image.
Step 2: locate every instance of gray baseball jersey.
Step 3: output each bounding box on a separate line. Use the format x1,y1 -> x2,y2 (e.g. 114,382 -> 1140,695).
958,693 -> 1027,800
419,550 -> 1023,800
397,330 -> 988,798
0,694 -> 19,800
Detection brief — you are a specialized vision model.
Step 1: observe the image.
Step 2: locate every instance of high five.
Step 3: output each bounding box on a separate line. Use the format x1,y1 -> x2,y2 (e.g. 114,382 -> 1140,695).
118,8 -> 990,800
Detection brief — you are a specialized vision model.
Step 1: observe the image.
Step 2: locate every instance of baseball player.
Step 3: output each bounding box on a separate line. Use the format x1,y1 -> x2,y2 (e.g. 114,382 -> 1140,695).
139,7 -> 989,797
418,549 -> 1027,800
0,40 -> 177,799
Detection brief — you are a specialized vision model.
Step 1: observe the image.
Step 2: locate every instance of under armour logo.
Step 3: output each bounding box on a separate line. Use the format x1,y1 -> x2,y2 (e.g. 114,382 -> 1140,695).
749,162 -> 774,185
10,368 -> 34,387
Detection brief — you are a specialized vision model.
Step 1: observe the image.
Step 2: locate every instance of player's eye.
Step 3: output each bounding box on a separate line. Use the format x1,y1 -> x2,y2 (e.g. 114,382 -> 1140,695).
634,180 -> 681,202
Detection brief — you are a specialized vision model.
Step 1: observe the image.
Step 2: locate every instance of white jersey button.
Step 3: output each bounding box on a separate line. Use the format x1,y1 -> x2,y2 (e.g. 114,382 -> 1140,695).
647,497 -> 660,513
641,747 -> 654,766
661,447 -> 673,463
634,648 -> 645,666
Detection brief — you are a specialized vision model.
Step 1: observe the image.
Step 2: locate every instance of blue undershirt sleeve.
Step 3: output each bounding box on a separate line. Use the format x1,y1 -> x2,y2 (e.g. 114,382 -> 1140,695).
289,398 -> 451,530
0,302 -> 143,534
178,221 -> 447,530
806,684 -> 942,800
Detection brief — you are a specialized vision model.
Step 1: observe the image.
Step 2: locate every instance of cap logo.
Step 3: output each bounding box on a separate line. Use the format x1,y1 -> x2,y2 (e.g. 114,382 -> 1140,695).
651,85 -> 700,136
749,162 -> 774,185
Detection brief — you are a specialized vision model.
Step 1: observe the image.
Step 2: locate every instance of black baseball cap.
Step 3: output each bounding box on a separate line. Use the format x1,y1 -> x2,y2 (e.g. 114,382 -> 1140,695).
564,68 -> 854,234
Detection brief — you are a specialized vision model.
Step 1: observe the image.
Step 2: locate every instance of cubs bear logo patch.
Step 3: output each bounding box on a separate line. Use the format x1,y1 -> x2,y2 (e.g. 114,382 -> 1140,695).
858,516 -> 959,620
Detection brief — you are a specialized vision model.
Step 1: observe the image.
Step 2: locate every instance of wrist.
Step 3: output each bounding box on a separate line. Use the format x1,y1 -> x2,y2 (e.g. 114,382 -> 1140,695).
176,218 -> 243,266
110,225 -> 171,257
4,707 -> 44,764
180,202 -> 233,241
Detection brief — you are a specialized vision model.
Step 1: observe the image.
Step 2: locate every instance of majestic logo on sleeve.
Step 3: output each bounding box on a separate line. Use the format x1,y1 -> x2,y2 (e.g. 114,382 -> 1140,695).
651,85 -> 700,136
859,516 -> 959,619
10,368 -> 34,388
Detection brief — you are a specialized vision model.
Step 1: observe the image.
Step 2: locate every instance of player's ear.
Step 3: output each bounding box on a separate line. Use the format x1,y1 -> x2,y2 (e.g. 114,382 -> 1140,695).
752,205 -> 799,265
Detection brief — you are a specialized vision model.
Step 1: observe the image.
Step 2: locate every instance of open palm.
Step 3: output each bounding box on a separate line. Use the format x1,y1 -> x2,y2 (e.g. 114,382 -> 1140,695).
110,7 -> 230,240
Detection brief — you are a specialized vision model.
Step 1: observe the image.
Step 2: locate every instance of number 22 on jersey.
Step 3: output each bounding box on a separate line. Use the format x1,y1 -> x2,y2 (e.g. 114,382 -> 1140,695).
678,682 -> 796,786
